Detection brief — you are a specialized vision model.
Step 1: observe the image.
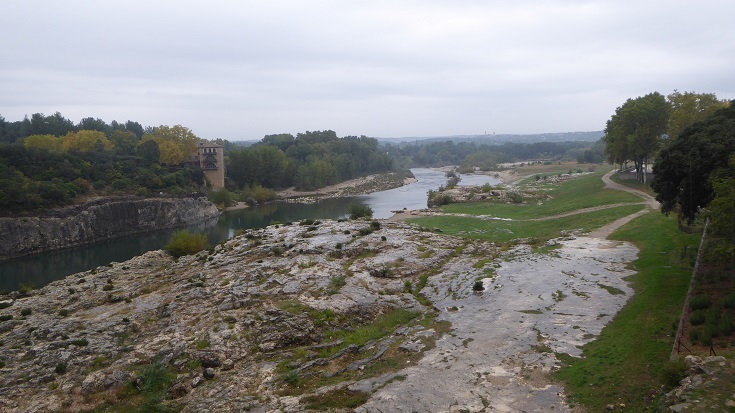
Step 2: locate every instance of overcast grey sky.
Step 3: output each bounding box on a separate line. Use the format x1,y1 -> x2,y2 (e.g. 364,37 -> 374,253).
1,1 -> 733,140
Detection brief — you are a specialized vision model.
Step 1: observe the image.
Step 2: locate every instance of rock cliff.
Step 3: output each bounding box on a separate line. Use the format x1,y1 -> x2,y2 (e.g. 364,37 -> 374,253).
0,197 -> 221,260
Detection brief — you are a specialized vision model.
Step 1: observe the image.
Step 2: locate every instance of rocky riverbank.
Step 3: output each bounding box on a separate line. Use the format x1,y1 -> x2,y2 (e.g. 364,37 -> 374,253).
277,171 -> 416,203
0,218 -> 638,412
0,197 -> 221,260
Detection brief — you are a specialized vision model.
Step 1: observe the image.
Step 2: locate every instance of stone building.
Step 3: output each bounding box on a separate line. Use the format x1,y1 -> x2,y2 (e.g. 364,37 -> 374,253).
192,141 -> 225,189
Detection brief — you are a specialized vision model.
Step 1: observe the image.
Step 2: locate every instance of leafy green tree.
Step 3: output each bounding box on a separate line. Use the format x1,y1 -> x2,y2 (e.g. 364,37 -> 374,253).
667,90 -> 727,139
136,139 -> 161,165
109,129 -> 139,155
23,134 -> 61,152
652,101 -> 735,223
603,92 -> 669,182
77,117 -> 110,134
142,125 -> 199,165
61,130 -> 113,152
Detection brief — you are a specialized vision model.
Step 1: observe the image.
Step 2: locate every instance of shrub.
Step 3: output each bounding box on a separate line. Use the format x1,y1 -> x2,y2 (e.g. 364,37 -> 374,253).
20,308 -> 31,316
660,359 -> 687,388
71,338 -> 89,346
472,280 -> 485,291
58,309 -> 69,317
689,295 -> 712,310
689,309 -> 706,326
55,362 -> 67,374
349,204 -> 374,220
164,230 -> 209,258
0,315 -> 12,321
724,293 -> 735,309
507,191 -> 523,204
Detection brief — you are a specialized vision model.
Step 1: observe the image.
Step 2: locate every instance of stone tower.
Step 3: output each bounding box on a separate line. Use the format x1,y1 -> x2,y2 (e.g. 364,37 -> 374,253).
194,141 -> 225,189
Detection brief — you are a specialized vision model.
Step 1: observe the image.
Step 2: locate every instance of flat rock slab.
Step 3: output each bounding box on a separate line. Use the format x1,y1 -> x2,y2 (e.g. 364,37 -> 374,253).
358,237 -> 637,412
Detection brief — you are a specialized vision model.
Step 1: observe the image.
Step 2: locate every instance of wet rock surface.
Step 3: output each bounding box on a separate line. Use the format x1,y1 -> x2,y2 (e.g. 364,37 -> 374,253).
0,219 -> 638,412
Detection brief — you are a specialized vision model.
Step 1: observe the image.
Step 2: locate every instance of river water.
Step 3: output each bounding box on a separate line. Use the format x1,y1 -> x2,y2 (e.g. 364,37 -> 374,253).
0,169 -> 500,292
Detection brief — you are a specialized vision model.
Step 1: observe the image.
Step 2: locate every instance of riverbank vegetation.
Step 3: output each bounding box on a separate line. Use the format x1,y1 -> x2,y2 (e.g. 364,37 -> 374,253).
411,168 -> 645,244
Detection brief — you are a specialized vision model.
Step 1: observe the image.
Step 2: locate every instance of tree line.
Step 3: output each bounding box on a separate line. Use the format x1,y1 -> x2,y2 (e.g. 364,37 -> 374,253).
391,139 -> 603,172
601,91 -> 734,243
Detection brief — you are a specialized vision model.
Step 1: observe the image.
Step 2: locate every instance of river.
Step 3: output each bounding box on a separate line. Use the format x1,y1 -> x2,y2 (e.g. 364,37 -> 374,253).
0,169 -> 500,292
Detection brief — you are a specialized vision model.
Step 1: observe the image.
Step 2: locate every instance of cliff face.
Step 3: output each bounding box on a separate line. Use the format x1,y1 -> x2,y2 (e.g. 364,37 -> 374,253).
0,197 -> 220,259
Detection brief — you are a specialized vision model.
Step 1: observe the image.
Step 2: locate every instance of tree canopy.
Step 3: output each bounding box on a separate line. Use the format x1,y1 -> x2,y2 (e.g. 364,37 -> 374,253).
652,101 -> 735,223
603,92 -> 669,183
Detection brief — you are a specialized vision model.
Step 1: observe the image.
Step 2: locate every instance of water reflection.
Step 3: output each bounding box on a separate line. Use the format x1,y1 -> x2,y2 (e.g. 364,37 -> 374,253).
0,169 -> 500,291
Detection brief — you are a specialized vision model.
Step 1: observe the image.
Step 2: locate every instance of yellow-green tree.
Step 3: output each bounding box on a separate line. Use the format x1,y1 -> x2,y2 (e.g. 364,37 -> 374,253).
61,130 -> 114,152
667,90 -> 727,139
23,134 -> 61,152
142,125 -> 198,165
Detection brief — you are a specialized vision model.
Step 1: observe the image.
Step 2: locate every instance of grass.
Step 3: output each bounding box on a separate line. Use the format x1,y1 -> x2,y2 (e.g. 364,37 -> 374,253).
441,170 -> 643,220
410,205 -> 645,243
609,172 -> 656,196
554,211 -> 701,411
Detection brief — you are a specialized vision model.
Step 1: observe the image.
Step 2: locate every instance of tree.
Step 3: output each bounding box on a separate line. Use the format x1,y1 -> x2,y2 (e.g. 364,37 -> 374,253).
136,139 -> 160,165
77,117 -> 110,134
61,130 -> 113,153
667,90 -> 727,139
109,129 -> 139,155
23,134 -> 61,152
603,92 -> 669,182
141,125 -> 199,165
652,101 -> 735,223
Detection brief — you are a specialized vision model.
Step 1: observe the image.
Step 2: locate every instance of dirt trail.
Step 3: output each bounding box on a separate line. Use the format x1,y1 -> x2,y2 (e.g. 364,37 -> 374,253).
588,170 -> 660,238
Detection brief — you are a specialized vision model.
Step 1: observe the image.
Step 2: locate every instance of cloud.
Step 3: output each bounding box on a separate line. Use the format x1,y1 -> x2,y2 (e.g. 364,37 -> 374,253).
1,0 -> 733,139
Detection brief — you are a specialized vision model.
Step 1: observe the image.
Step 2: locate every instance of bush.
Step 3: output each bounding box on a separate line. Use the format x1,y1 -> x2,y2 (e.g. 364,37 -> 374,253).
690,295 -> 712,310
660,359 -> 687,388
208,188 -> 235,207
724,293 -> 735,309
472,280 -> 485,291
55,362 -> 67,374
164,230 -> 209,258
349,204 -> 373,220
20,308 -> 31,316
689,309 -> 706,326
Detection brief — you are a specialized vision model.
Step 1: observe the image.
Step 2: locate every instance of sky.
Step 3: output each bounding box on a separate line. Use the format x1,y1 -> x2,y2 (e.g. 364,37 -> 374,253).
1,1 -> 734,141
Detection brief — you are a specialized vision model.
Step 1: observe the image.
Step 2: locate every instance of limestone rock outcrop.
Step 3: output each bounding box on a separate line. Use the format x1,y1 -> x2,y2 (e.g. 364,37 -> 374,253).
0,197 -> 220,259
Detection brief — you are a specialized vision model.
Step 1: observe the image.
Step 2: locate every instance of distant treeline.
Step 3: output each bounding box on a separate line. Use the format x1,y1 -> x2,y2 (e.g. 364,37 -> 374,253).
389,139 -> 604,171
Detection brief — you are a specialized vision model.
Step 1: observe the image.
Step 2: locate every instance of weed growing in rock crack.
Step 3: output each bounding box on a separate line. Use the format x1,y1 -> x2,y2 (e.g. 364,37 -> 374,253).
55,362 -> 67,374
70,338 -> 89,346
327,275 -> 347,295
552,290 -> 567,302
195,338 -> 210,350
302,388 -> 370,410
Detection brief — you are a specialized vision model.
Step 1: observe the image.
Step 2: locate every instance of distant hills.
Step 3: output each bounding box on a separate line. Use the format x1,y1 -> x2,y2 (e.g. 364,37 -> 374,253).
377,131 -> 604,145
231,131 -> 604,147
